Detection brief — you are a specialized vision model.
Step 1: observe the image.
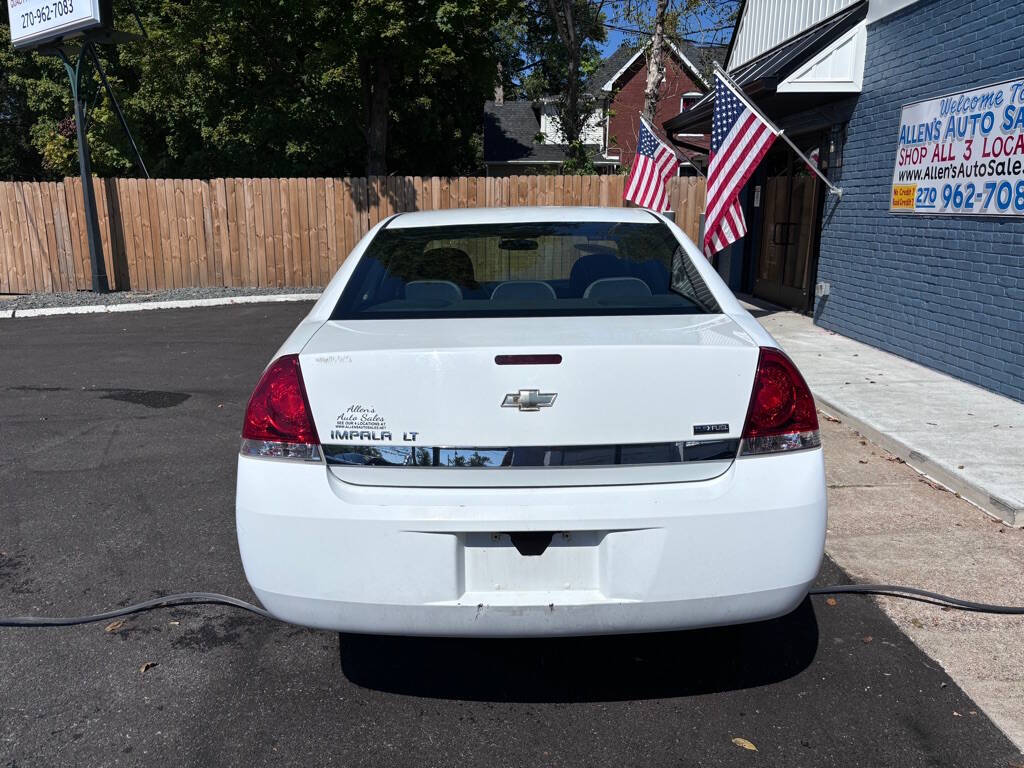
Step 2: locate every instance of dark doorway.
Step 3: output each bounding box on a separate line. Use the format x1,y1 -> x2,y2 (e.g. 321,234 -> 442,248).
753,138 -> 824,310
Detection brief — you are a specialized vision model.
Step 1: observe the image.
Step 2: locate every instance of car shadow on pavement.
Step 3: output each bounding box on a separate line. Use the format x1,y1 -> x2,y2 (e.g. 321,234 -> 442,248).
736,293 -> 789,318
337,597 -> 819,703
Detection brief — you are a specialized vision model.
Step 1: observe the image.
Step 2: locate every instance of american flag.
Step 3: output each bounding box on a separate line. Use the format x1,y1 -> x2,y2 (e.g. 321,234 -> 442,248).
703,72 -> 777,258
806,146 -> 820,173
623,120 -> 679,212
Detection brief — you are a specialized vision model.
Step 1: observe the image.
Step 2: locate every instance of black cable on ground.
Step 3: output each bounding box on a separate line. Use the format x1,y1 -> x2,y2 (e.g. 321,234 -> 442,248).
807,584 -> 1024,615
0,593 -> 271,627
1,585 -> 1022,628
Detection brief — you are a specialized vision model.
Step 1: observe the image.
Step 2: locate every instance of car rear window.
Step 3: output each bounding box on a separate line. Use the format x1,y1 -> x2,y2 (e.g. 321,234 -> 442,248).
330,220 -> 720,319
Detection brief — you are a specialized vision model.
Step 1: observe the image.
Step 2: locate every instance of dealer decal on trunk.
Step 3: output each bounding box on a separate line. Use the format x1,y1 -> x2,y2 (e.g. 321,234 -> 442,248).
330,405 -> 418,442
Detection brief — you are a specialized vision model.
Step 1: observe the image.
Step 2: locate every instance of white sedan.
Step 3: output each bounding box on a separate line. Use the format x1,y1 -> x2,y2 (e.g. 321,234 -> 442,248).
235,207 -> 826,637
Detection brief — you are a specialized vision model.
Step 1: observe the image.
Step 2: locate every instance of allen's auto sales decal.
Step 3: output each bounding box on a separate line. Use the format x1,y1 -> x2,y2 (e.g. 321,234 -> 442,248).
891,77 -> 1024,215
330,405 -> 418,442
332,405 -> 391,441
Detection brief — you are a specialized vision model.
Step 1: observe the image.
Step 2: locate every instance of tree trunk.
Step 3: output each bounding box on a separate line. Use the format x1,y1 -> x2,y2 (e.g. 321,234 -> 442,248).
643,0 -> 670,123
566,45 -> 581,140
365,58 -> 391,176
547,0 -> 581,144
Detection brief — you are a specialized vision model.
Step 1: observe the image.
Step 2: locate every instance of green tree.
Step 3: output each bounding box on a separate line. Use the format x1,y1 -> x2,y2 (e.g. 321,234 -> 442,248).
0,27 -> 46,179
1,0 -> 519,179
322,0 -> 519,176
117,0 -> 350,178
519,0 -> 606,173
0,17 -> 135,179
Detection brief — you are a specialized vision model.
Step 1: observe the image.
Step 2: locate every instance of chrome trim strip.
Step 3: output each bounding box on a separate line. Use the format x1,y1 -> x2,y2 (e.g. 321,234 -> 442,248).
321,439 -> 740,467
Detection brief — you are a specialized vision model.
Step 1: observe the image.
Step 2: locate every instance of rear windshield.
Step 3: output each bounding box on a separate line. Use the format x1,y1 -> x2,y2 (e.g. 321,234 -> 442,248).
330,220 -> 720,319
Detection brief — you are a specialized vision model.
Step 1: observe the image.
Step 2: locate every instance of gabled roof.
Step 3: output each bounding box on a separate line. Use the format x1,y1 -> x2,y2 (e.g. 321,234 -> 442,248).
482,100 -> 611,165
588,40 -> 711,96
693,44 -> 729,74
586,44 -> 637,97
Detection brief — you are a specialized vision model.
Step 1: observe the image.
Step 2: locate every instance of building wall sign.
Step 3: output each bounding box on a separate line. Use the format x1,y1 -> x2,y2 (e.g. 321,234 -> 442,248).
7,0 -> 104,50
890,78 -> 1024,215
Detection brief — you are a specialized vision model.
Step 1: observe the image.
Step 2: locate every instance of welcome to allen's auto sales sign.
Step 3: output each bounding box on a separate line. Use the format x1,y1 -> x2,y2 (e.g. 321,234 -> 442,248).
891,78 -> 1024,215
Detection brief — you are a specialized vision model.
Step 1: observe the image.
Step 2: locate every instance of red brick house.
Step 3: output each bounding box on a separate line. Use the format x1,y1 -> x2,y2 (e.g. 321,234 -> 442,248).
484,42 -> 719,176
594,42 -> 716,172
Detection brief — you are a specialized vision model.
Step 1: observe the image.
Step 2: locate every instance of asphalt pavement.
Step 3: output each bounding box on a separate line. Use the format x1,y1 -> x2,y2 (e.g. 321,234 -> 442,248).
1,304 -> 1021,767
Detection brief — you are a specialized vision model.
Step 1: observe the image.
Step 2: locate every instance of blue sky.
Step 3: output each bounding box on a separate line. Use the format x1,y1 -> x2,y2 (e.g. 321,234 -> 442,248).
601,28 -> 627,55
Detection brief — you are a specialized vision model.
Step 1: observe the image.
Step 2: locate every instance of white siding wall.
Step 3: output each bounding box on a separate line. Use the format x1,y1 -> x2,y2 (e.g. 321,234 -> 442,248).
540,105 -> 604,147
776,22 -> 865,92
728,0 -> 859,69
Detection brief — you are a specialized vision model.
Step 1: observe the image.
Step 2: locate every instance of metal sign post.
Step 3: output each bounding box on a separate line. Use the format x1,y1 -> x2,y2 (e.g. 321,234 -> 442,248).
43,37 -> 150,293
10,0 -> 144,293
52,44 -> 109,293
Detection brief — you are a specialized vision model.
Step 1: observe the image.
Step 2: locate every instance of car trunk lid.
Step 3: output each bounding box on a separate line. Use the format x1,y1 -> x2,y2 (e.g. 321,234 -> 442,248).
300,314 -> 759,486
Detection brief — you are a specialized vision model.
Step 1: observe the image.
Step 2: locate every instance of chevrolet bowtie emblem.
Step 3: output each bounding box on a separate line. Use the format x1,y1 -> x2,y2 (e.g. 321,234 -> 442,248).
502,389 -> 557,412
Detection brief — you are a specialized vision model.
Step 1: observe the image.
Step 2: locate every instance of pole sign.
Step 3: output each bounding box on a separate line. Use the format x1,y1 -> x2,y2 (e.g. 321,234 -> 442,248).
891,78 -> 1024,215
7,0 -> 104,50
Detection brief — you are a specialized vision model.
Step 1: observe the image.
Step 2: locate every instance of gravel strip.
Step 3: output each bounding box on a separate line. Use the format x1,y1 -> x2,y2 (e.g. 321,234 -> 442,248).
0,286 -> 324,310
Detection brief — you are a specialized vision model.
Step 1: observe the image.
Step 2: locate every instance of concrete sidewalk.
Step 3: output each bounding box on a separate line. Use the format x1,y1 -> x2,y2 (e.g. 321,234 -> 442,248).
744,298 -> 1024,526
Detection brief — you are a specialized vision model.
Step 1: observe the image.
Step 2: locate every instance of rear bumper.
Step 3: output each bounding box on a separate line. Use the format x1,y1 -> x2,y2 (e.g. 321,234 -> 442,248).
235,449 -> 827,637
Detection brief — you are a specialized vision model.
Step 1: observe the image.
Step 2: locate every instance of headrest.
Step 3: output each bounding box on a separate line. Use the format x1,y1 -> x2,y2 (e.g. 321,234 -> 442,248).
490,281 -> 558,300
583,276 -> 653,299
405,280 -> 462,304
420,248 -> 477,287
390,247 -> 477,288
569,251 -> 630,295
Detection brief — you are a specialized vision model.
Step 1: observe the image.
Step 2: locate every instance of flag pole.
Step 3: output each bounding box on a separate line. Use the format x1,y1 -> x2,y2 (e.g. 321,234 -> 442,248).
711,62 -> 843,198
639,113 -> 706,179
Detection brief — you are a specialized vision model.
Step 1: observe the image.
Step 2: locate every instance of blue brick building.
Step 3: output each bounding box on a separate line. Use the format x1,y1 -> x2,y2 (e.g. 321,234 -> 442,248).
665,0 -> 1024,402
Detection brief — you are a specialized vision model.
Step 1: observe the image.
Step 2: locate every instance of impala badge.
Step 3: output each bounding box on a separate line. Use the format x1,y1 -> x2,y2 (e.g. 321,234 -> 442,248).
502,389 -> 557,412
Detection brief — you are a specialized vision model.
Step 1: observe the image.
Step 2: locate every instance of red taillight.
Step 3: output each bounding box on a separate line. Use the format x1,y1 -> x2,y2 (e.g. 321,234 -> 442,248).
740,347 -> 820,455
241,355 -> 320,461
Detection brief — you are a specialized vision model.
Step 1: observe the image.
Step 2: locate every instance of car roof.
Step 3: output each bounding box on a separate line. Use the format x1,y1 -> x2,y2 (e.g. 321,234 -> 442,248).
388,206 -> 661,229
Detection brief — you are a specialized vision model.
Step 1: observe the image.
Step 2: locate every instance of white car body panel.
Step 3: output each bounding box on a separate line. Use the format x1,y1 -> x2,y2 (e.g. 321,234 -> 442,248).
236,447 -> 825,636
236,207 -> 826,637
301,314 -> 758,448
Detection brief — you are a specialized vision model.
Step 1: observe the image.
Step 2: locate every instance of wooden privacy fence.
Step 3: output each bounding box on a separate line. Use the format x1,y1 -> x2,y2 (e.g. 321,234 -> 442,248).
0,175 -> 706,294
